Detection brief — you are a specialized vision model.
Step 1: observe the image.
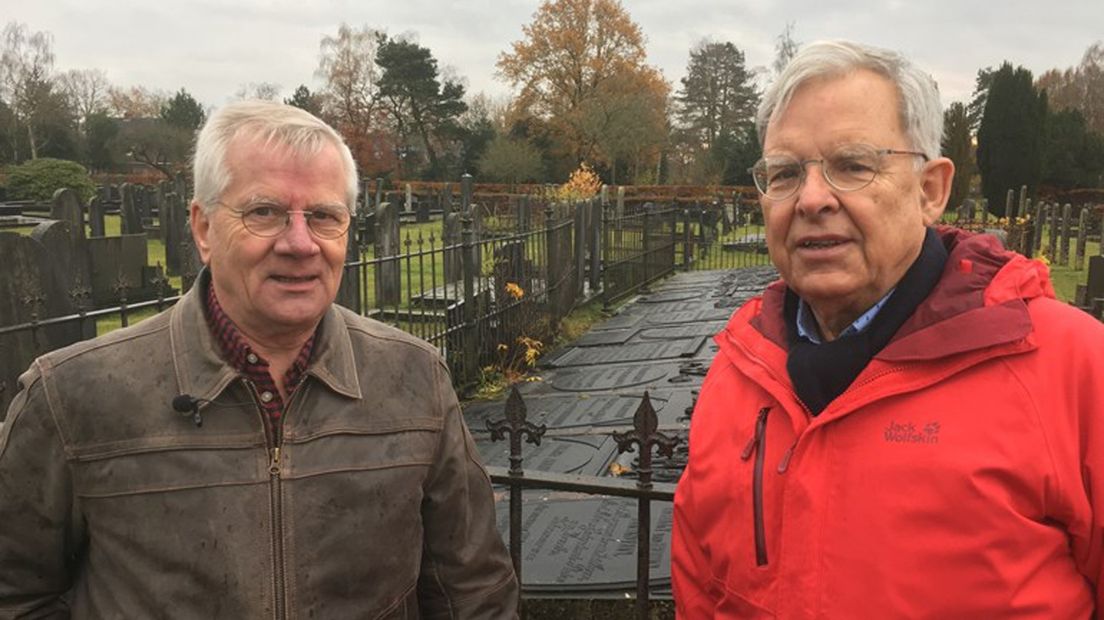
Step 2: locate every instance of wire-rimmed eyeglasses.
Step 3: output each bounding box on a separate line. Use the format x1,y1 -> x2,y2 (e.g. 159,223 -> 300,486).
749,143 -> 929,201
228,201 -> 352,239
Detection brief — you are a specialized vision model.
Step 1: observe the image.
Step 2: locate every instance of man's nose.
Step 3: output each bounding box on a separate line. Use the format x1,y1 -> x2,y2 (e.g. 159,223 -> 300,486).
794,162 -> 840,215
275,212 -> 320,255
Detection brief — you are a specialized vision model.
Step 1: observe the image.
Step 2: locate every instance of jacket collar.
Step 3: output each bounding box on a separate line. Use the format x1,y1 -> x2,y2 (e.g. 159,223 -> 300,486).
737,226 -> 1048,363
169,270 -> 362,404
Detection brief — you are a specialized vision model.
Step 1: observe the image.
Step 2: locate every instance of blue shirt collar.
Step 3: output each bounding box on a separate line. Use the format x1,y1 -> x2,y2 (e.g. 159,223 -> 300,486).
795,289 -> 896,344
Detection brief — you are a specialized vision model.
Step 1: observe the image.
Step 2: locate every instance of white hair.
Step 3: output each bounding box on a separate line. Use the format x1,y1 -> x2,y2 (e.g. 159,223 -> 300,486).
757,40 -> 944,159
192,100 -> 359,214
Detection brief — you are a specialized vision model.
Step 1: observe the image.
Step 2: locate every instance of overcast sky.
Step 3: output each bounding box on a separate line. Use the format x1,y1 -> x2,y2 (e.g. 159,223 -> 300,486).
7,0 -> 1102,111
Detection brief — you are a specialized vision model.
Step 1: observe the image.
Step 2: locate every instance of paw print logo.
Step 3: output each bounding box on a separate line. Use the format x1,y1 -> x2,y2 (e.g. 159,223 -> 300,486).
923,422 -> 941,436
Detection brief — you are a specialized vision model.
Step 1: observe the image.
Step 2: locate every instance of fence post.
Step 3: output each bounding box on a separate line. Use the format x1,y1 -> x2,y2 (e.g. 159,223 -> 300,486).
461,213 -> 478,385
461,173 -> 473,215
682,208 -> 692,270
574,201 -> 586,297
602,200 -> 613,311
589,198 -> 602,294
1005,189 -> 1016,220
486,386 -> 547,612
613,392 -> 679,620
641,206 -> 652,291
1033,201 -> 1045,255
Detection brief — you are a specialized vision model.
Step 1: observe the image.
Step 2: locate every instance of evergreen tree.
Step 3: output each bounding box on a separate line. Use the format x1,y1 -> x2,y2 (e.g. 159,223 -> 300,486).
284,84 -> 322,116
160,88 -> 206,131
976,63 -> 1047,216
941,102 -> 975,210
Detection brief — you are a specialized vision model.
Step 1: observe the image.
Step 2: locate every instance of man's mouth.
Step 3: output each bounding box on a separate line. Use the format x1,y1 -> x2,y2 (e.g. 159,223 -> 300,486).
272,275 -> 316,283
798,239 -> 846,249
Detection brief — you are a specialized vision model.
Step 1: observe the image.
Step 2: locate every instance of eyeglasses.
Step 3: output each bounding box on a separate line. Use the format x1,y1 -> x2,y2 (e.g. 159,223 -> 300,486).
749,144 -> 929,201
229,201 -> 352,239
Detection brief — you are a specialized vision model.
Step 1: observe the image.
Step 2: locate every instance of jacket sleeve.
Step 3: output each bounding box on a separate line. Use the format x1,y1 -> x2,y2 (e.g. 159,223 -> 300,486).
416,360 -> 519,619
0,364 -> 83,619
672,447 -> 718,618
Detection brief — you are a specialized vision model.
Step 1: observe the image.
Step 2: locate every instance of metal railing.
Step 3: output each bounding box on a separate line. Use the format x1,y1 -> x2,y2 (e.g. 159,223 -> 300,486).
485,386 -> 679,618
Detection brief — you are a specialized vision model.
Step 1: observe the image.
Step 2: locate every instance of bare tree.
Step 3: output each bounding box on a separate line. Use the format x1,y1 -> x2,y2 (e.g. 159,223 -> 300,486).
316,23 -> 383,132
772,22 -> 799,76
107,85 -> 168,119
234,81 -> 281,101
57,68 -> 110,122
0,22 -> 56,159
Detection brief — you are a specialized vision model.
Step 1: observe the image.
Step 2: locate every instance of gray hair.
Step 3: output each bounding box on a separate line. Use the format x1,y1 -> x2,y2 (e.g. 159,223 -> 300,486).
192,100 -> 359,214
757,40 -> 943,159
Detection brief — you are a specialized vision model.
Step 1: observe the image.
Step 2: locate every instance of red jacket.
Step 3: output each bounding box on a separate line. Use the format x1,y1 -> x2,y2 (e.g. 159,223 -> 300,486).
673,228 -> 1104,618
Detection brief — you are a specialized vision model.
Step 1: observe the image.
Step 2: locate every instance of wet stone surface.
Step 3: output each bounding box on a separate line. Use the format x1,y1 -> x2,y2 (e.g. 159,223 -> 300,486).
466,267 -> 776,595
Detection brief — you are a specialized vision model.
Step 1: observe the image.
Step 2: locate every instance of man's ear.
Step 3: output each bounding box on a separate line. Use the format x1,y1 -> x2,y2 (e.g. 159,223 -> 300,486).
190,201 -> 212,265
919,156 -> 954,226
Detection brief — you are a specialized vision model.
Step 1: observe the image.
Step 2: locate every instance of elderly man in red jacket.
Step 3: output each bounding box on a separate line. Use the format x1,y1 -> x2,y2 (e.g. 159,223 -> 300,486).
673,40 -> 1104,618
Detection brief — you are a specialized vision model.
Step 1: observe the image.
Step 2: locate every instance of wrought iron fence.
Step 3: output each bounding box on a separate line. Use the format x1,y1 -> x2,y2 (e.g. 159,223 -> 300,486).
1,195 -> 769,415
485,386 -> 679,618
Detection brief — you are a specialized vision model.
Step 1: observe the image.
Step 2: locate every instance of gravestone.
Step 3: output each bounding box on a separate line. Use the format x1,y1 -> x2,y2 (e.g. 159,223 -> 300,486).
374,202 -> 401,308
161,192 -> 189,275
119,183 -> 143,234
416,197 -> 430,223
1060,203 -> 1072,266
443,212 -> 462,282
1076,208 -> 1090,270
87,234 -> 149,306
336,223 -> 362,312
544,339 -> 703,368
88,196 -> 107,238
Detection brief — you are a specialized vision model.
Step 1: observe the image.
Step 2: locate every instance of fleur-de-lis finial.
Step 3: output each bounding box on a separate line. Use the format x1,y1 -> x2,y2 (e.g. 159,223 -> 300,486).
486,386 -> 547,476
612,391 -> 679,489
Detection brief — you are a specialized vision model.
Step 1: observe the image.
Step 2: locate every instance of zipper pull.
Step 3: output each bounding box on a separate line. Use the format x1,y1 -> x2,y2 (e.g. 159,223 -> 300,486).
777,444 -> 795,473
270,447 -> 281,474
741,407 -> 772,460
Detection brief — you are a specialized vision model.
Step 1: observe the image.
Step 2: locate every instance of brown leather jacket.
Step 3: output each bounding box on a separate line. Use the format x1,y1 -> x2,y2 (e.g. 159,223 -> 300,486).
0,276 -> 518,619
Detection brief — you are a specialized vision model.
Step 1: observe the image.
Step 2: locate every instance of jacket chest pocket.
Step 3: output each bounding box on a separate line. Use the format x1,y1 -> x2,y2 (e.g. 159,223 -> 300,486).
282,427 -> 440,479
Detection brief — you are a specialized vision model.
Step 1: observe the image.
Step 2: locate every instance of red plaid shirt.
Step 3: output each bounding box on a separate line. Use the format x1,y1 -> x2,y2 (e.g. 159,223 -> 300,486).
204,283 -> 314,444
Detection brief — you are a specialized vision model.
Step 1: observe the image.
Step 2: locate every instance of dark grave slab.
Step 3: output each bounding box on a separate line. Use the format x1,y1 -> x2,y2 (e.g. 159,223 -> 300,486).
477,434 -> 617,476
495,497 -> 673,593
0,215 -> 50,229
543,338 -> 703,368
638,321 -> 726,340
636,290 -> 704,304
643,308 -> 731,325
570,327 -> 637,348
627,300 -> 711,316
546,363 -> 679,393
589,312 -> 642,331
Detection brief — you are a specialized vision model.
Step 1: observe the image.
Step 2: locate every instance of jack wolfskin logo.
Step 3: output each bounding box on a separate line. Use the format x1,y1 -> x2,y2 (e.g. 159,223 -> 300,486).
884,421 -> 940,444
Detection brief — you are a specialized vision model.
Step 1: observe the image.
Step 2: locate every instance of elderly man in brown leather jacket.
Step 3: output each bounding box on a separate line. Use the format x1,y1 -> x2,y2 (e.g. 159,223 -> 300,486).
0,101 -> 518,618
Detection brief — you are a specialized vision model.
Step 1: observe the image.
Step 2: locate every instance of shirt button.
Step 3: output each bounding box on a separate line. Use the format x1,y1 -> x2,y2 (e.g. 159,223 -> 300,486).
246,353 -> 259,364
260,391 -> 274,403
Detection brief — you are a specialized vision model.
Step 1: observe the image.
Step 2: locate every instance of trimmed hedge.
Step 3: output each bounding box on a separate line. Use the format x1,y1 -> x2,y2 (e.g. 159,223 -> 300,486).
5,158 -> 97,204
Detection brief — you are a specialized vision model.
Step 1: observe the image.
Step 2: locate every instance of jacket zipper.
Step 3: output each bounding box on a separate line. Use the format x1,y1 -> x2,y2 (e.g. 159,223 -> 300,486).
741,406 -> 772,566
269,446 -> 285,620
244,378 -> 288,620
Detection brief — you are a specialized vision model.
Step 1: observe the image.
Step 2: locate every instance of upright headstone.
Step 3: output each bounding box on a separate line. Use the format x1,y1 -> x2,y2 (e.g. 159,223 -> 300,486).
374,202 -> 401,308
416,196 -> 430,223
1005,189 -> 1016,221
336,222 -> 362,313
964,199 -> 976,222
50,188 -> 86,245
441,183 -> 453,215
1060,203 -> 1072,266
1047,204 -> 1060,262
1018,185 -> 1028,221
443,212 -> 462,282
405,184 -> 414,213
471,204 -> 484,268
1076,207 -> 1090,270
119,183 -> 143,234
461,174 -> 473,215
374,178 -> 384,212
1033,201 -> 1045,254
88,196 -> 107,238
161,192 -> 189,275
